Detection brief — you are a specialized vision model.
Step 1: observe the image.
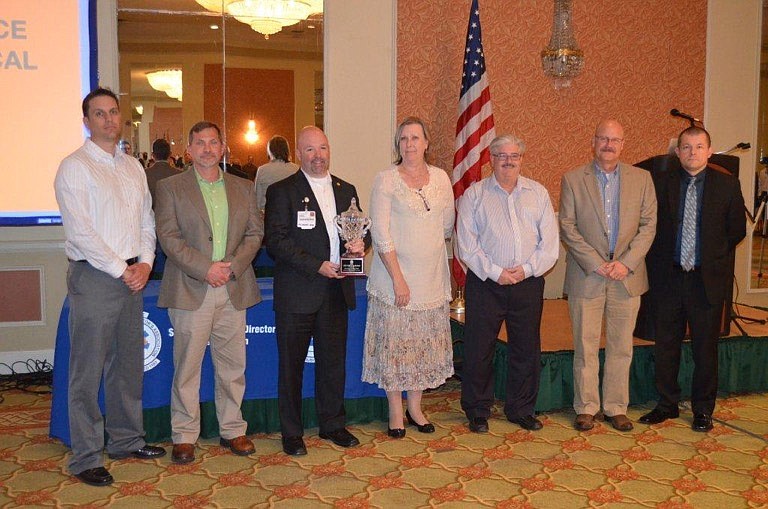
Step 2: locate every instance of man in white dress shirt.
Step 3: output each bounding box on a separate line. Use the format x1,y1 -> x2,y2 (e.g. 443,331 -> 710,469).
457,134 -> 559,433
54,88 -> 165,487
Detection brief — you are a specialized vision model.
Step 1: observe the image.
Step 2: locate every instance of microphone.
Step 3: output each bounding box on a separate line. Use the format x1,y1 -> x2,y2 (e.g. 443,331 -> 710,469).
715,142 -> 752,155
670,108 -> 702,124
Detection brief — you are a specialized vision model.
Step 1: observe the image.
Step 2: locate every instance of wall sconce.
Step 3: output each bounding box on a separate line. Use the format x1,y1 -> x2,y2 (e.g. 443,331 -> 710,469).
245,120 -> 259,144
135,105 -> 144,115
541,0 -> 584,89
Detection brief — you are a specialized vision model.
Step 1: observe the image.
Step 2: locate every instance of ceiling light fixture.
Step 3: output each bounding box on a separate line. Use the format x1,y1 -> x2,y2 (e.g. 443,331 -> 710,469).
146,69 -> 183,102
195,0 -> 321,39
541,0 -> 584,89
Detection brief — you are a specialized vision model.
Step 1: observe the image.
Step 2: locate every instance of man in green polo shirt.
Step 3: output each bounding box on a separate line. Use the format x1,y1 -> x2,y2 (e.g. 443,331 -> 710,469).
155,121 -> 263,464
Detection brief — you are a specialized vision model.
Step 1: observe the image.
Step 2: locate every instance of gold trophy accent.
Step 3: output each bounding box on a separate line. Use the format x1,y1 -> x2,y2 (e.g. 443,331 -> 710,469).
450,287 -> 466,313
333,198 -> 371,276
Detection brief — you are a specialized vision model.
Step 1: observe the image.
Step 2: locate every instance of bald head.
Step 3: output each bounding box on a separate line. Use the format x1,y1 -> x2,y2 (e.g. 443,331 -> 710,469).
592,119 -> 625,172
296,126 -> 331,178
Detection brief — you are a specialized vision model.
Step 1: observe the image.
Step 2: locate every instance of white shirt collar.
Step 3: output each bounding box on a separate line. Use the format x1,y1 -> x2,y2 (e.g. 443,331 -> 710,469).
302,169 -> 332,185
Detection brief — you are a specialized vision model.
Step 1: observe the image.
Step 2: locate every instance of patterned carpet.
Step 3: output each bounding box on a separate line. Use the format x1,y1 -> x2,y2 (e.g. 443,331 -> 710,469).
2,384 -> 768,508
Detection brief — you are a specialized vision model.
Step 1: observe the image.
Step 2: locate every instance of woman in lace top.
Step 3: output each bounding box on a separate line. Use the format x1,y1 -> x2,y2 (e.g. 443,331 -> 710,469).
361,117 -> 455,438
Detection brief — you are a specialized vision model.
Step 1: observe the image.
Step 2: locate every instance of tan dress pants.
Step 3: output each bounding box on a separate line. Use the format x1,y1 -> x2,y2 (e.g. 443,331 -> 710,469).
168,285 -> 247,444
568,281 -> 640,417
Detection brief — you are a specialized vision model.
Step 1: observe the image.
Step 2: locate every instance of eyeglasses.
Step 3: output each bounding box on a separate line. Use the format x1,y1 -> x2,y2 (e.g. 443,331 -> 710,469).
415,188 -> 430,211
491,153 -> 521,162
595,136 -> 624,145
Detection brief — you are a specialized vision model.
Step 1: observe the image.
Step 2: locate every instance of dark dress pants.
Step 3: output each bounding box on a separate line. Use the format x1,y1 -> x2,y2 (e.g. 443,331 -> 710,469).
461,270 -> 544,421
654,268 -> 722,415
276,280 -> 348,438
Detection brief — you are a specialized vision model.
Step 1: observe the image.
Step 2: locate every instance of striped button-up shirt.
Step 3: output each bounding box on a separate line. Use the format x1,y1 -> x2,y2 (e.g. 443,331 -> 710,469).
456,173 -> 559,282
54,139 -> 155,278
594,163 -> 620,255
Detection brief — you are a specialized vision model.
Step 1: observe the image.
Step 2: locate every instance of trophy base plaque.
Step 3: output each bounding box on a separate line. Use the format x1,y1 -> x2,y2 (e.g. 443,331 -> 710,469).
339,256 -> 365,276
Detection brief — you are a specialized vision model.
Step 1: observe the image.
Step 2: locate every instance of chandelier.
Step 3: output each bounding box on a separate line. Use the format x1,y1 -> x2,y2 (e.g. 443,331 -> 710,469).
146,69 -> 183,101
540,0 -> 584,89
195,0 -> 321,39
244,120 -> 259,144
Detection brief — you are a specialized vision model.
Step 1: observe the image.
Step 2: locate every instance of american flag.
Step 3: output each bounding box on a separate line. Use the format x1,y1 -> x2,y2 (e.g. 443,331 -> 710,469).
452,0 -> 496,287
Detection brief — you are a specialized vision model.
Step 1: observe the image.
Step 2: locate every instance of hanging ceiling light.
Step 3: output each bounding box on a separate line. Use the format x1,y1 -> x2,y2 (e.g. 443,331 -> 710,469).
541,0 -> 584,89
195,0 -> 318,39
146,69 -> 183,102
244,120 -> 259,144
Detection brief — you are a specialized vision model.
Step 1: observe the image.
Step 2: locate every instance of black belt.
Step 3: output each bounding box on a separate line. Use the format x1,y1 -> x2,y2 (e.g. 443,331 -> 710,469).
70,257 -> 138,266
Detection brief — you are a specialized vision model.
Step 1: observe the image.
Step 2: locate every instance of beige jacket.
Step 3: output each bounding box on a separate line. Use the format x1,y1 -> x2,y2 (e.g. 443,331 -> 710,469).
559,162 -> 657,298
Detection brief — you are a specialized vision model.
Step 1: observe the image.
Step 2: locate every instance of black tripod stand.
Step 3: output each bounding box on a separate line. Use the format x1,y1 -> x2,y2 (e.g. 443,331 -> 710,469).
730,192 -> 768,336
755,192 -> 768,287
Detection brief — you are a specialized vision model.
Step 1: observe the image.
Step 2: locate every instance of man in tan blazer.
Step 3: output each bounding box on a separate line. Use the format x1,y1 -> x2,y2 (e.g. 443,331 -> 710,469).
156,121 -> 263,464
559,119 -> 656,432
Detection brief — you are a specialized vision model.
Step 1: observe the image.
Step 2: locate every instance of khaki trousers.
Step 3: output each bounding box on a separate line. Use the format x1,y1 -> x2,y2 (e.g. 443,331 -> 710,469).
169,285 -> 247,444
568,281 -> 640,417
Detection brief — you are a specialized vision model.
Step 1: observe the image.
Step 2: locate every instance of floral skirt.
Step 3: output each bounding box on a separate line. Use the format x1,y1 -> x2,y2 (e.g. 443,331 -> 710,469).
361,295 -> 453,391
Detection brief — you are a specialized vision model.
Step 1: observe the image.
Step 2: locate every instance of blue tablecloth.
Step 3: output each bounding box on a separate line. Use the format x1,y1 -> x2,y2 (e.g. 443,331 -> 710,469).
50,277 -> 384,446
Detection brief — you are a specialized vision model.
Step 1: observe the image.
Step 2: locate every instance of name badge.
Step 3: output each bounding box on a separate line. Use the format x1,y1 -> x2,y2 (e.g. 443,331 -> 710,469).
297,210 -> 316,229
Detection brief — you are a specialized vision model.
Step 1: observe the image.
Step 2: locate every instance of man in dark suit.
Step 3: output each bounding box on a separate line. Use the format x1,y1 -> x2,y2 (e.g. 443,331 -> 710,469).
640,126 -> 746,431
265,126 -> 368,456
156,121 -> 263,463
145,138 -> 179,207
145,138 -> 179,278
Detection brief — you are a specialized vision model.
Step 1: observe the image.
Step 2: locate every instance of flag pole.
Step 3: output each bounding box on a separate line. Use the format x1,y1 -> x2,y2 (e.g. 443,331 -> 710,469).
450,0 -> 495,314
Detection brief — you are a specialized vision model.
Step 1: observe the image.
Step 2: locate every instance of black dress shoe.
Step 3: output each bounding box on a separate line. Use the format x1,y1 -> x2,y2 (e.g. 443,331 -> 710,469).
468,417 -> 489,433
108,444 -> 167,460
509,415 -> 543,431
638,407 -> 679,424
282,436 -> 307,456
319,428 -> 360,448
405,410 -> 435,433
387,428 -> 406,438
692,413 -> 713,432
75,467 -> 114,487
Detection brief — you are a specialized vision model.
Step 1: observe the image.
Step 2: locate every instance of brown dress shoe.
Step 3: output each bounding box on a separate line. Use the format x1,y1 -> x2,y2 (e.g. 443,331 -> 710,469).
574,414 -> 595,431
172,443 -> 195,464
605,414 -> 634,431
220,435 -> 255,456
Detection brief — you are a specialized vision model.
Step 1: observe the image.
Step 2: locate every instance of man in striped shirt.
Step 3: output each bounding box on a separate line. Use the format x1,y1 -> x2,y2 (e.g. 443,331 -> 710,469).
457,134 -> 559,434
54,88 -> 166,487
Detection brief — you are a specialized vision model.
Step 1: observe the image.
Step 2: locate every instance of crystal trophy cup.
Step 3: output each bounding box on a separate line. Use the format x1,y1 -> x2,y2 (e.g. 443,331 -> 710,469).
334,198 -> 371,276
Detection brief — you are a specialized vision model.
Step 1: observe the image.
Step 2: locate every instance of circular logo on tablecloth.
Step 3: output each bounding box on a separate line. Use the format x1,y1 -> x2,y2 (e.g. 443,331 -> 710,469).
143,311 -> 162,372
